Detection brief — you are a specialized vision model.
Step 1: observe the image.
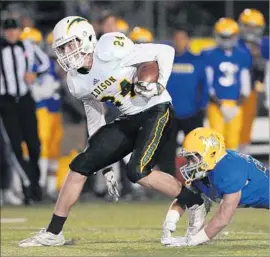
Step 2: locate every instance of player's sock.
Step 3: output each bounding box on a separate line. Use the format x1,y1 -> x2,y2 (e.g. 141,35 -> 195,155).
163,209 -> 180,231
176,187 -> 203,208
47,214 -> 67,235
39,158 -> 49,188
47,159 -> 58,197
47,175 -> 57,195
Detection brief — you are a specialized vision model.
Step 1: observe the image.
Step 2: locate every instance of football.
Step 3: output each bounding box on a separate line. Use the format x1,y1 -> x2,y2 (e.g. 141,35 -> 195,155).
174,155 -> 189,185
136,61 -> 159,83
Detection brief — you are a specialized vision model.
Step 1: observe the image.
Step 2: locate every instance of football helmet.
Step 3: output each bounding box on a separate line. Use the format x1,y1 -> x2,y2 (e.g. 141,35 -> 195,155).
20,27 -> 43,45
116,19 -> 129,34
46,32 -> 53,45
45,32 -> 55,57
129,27 -> 153,43
178,127 -> 226,184
239,9 -> 265,43
214,18 -> 239,49
52,16 -> 97,72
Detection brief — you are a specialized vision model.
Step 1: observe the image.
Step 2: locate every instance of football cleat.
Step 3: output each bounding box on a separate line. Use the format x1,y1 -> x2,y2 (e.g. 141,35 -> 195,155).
161,221 -> 177,245
19,228 -> 65,247
185,202 -> 208,238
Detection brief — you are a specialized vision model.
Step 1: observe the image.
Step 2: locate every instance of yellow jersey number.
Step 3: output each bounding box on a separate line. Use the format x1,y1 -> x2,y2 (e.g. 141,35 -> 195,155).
100,79 -> 135,107
113,36 -> 125,47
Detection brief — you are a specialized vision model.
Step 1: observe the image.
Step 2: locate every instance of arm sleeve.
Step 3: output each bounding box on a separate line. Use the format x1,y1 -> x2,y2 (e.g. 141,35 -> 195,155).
205,66 -> 215,96
120,43 -> 175,87
240,68 -> 251,97
33,44 -> 50,74
83,99 -> 106,138
22,40 -> 35,72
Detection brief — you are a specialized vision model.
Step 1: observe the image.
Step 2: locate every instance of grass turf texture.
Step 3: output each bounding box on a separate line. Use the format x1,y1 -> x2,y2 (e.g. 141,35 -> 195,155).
1,201 -> 269,256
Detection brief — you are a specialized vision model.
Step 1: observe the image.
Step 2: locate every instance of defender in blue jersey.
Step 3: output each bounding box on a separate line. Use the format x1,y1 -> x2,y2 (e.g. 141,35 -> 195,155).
202,18 -> 251,150
161,127 -> 269,247
261,36 -> 269,109
237,9 -> 266,152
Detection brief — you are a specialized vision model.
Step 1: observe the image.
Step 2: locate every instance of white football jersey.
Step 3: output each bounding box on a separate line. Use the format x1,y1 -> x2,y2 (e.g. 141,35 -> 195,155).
66,32 -> 175,137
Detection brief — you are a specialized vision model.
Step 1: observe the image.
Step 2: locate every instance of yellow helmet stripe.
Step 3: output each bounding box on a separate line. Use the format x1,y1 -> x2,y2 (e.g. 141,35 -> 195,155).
66,18 -> 87,33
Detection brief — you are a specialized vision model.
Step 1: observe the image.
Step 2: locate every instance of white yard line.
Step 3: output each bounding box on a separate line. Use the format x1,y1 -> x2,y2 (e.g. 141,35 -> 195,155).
0,218 -> 27,223
222,231 -> 269,235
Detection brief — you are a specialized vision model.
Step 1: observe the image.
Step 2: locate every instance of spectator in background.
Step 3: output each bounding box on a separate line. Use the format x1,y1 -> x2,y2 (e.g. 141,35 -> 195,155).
129,26 -> 153,43
203,18 -> 251,150
0,18 -> 50,203
20,28 -> 62,200
116,19 -> 129,35
261,37 -> 269,110
158,26 -> 208,175
95,10 -> 118,39
0,119 -> 22,206
44,32 -> 63,199
238,9 -> 266,153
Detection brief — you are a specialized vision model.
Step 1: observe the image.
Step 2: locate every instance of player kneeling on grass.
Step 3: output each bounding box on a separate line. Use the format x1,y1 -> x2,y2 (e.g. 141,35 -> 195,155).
19,16 -> 209,247
162,127 -> 269,247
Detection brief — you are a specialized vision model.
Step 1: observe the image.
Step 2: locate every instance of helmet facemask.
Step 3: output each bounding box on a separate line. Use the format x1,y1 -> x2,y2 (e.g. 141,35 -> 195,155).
215,33 -> 238,50
178,150 -> 208,186
54,36 -> 88,72
240,23 -> 264,44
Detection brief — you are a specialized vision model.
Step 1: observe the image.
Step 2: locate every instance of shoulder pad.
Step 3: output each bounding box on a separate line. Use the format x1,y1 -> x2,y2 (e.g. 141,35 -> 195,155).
95,32 -> 134,62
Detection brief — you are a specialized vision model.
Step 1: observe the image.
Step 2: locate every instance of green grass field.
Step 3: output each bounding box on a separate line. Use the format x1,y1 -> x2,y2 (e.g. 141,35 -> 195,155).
1,201 -> 269,256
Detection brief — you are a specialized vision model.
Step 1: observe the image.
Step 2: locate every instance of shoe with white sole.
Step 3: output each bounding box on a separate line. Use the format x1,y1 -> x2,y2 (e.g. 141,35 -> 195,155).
185,203 -> 207,238
19,228 -> 65,247
4,190 -> 23,206
161,221 -> 177,245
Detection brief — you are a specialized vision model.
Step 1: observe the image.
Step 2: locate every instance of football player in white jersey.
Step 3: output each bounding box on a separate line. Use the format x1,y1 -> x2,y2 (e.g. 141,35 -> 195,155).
19,16 -> 207,247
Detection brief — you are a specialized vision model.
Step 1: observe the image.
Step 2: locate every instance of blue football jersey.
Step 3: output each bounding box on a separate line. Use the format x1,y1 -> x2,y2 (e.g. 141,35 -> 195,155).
261,37 -> 269,60
46,58 -> 61,113
237,39 -> 253,65
201,46 -> 251,100
166,50 -> 208,118
208,150 -> 269,208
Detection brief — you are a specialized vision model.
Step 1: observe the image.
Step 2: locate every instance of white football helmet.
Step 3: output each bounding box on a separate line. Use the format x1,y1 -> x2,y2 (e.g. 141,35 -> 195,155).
52,16 -> 97,72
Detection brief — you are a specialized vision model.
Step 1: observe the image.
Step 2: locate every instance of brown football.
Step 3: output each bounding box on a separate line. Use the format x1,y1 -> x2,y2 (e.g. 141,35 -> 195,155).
136,61 -> 159,83
174,156 -> 189,185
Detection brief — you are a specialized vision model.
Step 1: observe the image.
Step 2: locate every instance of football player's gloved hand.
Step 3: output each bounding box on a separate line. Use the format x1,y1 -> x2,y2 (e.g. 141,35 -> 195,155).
134,81 -> 164,98
168,229 -> 210,247
220,105 -> 240,123
102,168 -> 119,202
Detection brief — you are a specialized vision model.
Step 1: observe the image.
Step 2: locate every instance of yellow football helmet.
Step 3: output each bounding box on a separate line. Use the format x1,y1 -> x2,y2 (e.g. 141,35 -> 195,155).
129,27 -> 153,43
45,32 -> 55,57
116,19 -> 129,34
214,18 -> 240,49
179,127 -> 226,184
20,27 -> 43,44
239,9 -> 265,43
46,32 -> 53,45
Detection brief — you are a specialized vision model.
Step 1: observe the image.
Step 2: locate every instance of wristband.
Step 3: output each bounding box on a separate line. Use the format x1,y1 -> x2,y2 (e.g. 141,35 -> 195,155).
188,229 -> 210,246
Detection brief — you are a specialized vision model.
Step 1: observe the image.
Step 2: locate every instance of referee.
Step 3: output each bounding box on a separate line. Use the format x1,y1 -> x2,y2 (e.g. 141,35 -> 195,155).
0,18 -> 50,203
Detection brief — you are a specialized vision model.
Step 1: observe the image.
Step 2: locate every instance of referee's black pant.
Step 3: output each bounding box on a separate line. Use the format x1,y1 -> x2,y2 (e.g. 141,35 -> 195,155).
156,110 -> 204,175
0,93 -> 41,201
0,124 -> 10,190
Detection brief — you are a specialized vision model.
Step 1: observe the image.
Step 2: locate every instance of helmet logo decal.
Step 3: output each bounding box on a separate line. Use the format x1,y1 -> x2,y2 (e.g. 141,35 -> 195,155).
200,135 -> 219,157
67,18 -> 87,33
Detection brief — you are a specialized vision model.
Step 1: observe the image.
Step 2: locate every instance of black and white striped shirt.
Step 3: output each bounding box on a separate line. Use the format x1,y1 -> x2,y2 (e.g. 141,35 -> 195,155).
0,38 -> 50,97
